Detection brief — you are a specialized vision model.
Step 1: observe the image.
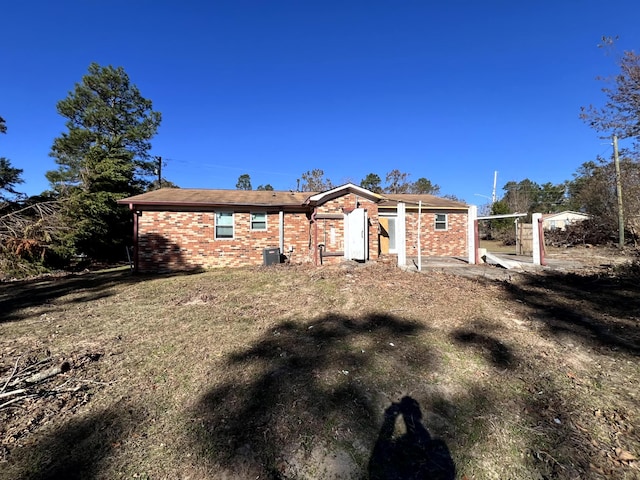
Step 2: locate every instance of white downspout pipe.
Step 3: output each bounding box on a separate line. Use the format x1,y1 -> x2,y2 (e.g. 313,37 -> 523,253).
279,210 -> 284,254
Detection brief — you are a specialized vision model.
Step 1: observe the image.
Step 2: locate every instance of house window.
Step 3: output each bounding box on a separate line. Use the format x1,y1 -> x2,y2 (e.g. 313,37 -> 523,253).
215,212 -> 234,239
435,214 -> 448,230
251,212 -> 267,231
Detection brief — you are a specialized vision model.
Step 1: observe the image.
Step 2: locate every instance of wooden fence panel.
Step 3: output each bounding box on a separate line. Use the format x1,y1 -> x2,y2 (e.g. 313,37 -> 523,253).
518,223 -> 533,255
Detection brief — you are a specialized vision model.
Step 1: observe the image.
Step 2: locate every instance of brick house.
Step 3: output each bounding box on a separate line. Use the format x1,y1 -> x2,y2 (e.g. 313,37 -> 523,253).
117,183 -> 472,272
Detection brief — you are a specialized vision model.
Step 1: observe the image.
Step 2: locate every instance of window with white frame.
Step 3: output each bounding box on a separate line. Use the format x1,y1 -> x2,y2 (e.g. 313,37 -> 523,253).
435,213 -> 448,230
251,212 -> 267,231
215,211 -> 234,239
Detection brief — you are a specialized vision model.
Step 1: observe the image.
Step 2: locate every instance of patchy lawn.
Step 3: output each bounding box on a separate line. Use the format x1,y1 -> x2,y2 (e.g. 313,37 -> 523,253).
0,251 -> 639,479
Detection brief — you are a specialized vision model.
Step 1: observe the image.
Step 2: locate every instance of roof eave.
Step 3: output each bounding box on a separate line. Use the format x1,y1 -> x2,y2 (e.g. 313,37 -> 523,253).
117,199 -> 310,209
378,203 -> 469,210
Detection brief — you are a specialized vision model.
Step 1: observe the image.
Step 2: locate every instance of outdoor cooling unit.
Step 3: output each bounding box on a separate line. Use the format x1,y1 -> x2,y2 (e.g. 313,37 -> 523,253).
263,247 -> 280,266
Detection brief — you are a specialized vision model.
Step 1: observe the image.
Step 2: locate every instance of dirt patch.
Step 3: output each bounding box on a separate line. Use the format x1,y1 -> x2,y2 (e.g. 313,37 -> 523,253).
1,250 -> 639,479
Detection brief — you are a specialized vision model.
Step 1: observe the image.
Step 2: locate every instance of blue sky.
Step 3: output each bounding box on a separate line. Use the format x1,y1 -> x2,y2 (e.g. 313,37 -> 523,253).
2,1 -> 639,205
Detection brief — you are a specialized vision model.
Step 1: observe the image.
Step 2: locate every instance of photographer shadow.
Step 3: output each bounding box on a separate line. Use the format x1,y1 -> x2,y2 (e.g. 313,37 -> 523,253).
368,396 -> 455,480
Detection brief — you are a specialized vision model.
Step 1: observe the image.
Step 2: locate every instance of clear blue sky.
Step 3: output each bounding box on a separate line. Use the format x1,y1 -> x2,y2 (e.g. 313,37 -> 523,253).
2,1 -> 639,205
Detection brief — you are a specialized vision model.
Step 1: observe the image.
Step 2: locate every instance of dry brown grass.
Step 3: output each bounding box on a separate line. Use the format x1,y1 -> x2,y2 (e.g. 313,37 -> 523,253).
1,253 -> 639,479
479,239 -> 518,254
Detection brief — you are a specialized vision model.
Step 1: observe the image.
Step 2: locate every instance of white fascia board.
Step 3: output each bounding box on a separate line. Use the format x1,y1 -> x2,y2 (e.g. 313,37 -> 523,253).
305,183 -> 384,205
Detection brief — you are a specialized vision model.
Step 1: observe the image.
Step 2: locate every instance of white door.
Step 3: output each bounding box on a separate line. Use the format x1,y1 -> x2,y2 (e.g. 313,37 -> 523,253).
345,208 -> 367,261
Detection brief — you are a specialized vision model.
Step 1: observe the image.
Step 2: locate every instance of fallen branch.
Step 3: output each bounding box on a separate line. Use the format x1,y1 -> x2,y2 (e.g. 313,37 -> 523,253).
51,385 -> 84,394
1,355 -> 21,393
18,357 -> 53,376
2,357 -> 53,388
71,379 -> 114,386
0,352 -> 106,415
0,388 -> 27,400
24,362 -> 70,385
0,394 -> 37,410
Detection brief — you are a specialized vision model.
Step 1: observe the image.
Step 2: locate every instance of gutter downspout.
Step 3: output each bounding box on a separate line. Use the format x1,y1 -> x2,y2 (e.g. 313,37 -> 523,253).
279,210 -> 284,255
312,207 -> 318,266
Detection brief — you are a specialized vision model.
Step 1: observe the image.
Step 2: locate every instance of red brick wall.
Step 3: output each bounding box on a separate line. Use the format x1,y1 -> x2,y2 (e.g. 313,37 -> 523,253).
283,212 -> 313,265
134,201 -> 467,271
136,210 -> 313,271
137,212 -> 214,271
313,194 -> 380,265
404,209 -> 468,257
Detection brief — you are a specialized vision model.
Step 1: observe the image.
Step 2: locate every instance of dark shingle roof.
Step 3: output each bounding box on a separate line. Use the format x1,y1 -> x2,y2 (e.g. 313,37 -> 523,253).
117,188 -> 315,208
118,187 -> 468,210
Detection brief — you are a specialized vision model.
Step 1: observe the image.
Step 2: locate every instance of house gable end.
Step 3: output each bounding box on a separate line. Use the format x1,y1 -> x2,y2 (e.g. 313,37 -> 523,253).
305,183 -> 384,207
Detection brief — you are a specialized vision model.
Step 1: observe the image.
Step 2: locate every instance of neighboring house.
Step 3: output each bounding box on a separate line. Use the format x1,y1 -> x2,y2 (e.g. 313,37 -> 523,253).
117,183 -> 471,272
542,211 -> 590,231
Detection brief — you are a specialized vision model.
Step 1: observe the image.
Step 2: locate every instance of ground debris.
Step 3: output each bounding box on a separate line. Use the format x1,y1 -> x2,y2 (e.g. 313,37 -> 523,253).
0,348 -> 107,461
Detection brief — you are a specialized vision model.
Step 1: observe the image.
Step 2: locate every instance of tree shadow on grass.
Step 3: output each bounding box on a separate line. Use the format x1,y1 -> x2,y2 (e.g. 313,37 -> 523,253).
450,317 -> 627,478
4,403 -> 141,480
190,313 -> 465,479
0,266 -> 204,324
451,318 -> 518,369
503,271 -> 640,355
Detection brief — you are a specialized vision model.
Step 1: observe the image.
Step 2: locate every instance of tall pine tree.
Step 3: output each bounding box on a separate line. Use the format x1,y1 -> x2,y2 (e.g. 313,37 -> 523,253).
0,116 -> 24,201
47,63 -> 161,260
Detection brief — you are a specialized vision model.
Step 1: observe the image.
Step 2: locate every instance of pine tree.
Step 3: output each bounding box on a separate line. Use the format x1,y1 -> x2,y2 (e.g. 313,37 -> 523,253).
410,177 -> 440,195
236,174 -> 252,190
0,116 -> 24,200
46,63 -> 161,260
360,173 -> 382,193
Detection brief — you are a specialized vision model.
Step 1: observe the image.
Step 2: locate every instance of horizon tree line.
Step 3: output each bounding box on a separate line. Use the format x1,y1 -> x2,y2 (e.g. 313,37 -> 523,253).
2,41 -> 640,275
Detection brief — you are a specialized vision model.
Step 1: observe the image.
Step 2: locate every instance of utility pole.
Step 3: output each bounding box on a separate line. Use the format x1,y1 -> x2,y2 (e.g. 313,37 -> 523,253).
155,156 -> 162,188
612,135 -> 624,248
491,170 -> 498,204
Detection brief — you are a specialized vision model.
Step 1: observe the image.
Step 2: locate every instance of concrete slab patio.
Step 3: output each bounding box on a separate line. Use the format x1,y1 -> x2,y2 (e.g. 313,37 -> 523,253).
401,252 -> 587,281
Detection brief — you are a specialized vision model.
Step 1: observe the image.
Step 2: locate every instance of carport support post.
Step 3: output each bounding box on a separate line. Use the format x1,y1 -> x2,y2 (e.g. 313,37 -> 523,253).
467,205 -> 477,264
397,201 -> 406,267
532,213 -> 543,266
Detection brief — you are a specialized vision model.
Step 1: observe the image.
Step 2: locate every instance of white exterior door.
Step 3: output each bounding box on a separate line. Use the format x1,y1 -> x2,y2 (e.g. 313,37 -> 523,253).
345,208 -> 368,261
